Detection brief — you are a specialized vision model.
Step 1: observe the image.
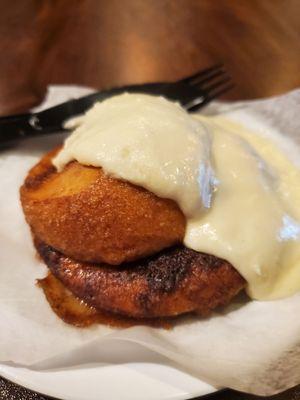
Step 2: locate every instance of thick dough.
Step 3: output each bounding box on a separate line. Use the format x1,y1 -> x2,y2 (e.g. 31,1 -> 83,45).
35,238 -> 245,318
20,147 -> 186,265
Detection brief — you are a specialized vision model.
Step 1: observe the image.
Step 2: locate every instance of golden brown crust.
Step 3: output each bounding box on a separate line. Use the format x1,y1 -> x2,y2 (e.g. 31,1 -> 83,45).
20,148 -> 186,265
35,238 -> 246,318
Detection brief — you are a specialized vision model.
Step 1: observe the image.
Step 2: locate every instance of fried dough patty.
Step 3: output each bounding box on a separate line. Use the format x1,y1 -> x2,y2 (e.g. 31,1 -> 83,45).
20,148 -> 185,265
35,238 -> 245,318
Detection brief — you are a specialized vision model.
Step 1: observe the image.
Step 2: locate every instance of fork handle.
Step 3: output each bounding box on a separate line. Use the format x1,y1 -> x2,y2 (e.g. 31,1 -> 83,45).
0,114 -> 46,146
0,83 -> 168,147
0,112 -> 67,147
0,96 -> 85,147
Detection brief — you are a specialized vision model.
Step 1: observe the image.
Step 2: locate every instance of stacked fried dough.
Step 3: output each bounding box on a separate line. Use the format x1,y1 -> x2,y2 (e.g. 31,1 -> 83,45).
20,148 -> 245,319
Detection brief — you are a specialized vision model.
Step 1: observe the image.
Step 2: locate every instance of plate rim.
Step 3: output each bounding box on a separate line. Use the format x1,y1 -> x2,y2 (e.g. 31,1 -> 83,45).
0,363 -> 219,400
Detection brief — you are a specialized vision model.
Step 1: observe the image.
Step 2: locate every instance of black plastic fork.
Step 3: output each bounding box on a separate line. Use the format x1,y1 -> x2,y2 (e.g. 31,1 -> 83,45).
0,64 -> 232,147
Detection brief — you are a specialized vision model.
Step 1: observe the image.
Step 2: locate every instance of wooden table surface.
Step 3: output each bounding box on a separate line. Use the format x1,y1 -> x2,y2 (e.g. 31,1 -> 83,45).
0,1 -> 299,399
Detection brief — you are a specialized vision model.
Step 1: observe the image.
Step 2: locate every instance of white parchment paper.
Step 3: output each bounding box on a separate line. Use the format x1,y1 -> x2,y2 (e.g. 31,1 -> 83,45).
0,86 -> 300,396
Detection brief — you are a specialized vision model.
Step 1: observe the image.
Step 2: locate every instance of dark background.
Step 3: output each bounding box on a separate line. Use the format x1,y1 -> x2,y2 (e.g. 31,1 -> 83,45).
0,0 -> 299,399
1,0 -> 300,115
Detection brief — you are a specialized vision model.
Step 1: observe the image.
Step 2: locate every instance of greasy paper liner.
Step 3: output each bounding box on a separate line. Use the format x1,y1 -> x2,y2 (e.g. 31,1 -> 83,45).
0,86 -> 299,396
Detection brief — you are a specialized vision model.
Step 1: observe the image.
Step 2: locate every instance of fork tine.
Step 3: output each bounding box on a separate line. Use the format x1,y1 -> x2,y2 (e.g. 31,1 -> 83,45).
187,83 -> 234,112
205,82 -> 235,101
180,63 -> 223,84
189,68 -> 226,87
200,75 -> 231,93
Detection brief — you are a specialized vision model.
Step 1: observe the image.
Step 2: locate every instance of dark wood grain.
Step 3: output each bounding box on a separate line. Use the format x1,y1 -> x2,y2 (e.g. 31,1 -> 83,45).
0,0 -> 300,115
0,0 -> 299,399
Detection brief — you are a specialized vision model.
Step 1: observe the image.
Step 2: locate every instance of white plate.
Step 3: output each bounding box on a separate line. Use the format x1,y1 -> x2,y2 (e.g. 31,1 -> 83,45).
0,341 -> 218,400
